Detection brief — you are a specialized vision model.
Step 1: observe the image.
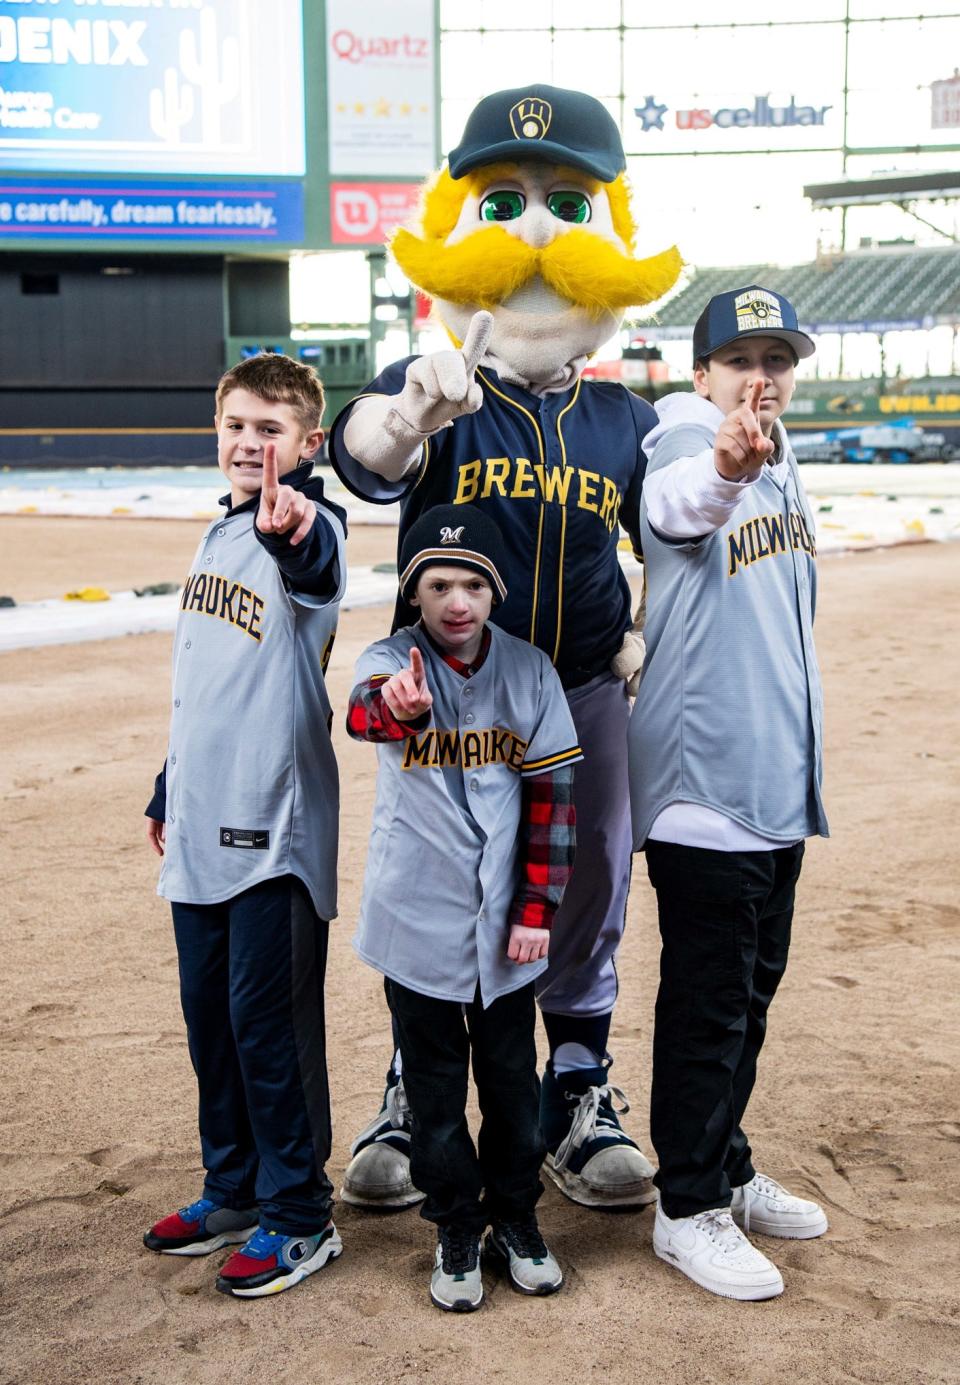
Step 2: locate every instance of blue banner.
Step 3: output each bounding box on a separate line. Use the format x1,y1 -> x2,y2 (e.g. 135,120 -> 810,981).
0,176 -> 305,242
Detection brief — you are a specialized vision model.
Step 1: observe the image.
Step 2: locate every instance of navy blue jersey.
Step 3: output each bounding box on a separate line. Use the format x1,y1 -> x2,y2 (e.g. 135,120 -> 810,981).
330,360 -> 655,684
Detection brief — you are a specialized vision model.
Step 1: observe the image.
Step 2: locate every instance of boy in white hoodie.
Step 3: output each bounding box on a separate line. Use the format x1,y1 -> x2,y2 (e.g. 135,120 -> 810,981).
628,287 -> 830,1302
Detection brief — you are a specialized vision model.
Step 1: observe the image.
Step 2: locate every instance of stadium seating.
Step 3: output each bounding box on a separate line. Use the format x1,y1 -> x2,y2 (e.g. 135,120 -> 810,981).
649,248 -> 960,332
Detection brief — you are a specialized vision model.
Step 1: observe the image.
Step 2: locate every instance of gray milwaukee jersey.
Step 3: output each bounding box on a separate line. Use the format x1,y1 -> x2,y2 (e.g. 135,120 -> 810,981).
353,623 -> 582,1007
629,396 -> 829,848
158,503 -> 346,918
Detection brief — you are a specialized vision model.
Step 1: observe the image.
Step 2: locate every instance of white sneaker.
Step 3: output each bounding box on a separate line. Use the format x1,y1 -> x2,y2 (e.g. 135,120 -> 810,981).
653,1204 -> 784,1301
430,1227 -> 484,1313
731,1173 -> 828,1240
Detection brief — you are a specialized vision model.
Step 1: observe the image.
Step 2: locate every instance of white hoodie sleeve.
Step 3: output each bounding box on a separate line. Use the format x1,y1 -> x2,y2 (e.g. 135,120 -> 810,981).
642,393 -> 765,541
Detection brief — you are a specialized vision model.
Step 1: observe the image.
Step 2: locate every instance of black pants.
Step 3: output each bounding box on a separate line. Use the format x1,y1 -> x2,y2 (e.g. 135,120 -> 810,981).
171,874 -> 333,1235
385,978 -> 545,1232
645,840 -> 805,1219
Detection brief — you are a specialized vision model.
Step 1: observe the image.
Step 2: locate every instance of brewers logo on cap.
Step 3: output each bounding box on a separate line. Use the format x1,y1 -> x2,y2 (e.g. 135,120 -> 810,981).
509,97 -> 552,142
440,525 -> 465,545
734,289 -> 784,335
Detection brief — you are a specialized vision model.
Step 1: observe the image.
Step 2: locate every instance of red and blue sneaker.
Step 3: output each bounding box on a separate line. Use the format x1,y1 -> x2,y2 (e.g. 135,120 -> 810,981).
215,1223 -> 343,1298
143,1197 -> 258,1256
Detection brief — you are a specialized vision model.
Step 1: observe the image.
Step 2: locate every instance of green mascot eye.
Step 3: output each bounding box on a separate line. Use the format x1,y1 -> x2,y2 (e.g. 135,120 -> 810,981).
479,190 -> 526,222
547,191 -> 592,224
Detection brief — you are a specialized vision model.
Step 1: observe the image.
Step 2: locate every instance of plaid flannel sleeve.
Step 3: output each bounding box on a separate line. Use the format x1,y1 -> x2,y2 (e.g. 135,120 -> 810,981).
346,675 -> 429,742
508,765 -> 577,933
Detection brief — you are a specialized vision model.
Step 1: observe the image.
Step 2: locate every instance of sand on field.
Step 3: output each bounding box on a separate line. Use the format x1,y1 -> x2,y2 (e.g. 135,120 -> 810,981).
0,519 -> 958,1385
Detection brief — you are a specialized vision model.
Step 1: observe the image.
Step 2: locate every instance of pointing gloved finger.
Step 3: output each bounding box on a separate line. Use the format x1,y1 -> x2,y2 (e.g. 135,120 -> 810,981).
460,310 -> 494,375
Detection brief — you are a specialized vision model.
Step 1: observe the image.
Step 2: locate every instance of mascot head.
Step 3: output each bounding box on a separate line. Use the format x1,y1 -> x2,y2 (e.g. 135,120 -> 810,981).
391,84 -> 682,387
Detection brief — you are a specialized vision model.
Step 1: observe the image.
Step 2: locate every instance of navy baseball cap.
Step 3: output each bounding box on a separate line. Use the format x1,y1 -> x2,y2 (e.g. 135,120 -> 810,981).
399,505 -> 508,605
447,84 -> 626,183
692,286 -> 816,364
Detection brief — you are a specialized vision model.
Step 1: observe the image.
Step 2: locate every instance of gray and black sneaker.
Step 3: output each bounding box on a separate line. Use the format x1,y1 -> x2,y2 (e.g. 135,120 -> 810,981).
485,1216 -> 563,1296
430,1225 -> 484,1312
143,1196 -> 258,1256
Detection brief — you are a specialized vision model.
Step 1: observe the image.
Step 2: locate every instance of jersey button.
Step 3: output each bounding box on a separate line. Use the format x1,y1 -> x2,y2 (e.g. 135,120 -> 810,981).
174,698 -> 181,708
204,554 -> 214,565
217,527 -> 226,537
185,640 -> 192,649
464,713 -> 475,725
168,813 -> 176,824
469,778 -> 479,792
463,687 -> 473,699
170,754 -> 176,765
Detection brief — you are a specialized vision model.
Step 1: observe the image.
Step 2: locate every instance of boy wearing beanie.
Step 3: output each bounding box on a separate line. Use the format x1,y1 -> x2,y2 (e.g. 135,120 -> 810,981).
347,504 -> 581,1312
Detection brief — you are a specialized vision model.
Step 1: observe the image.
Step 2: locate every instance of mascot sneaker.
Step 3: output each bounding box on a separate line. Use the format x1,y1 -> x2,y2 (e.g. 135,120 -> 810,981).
430,1226 -> 484,1313
653,1204 -> 784,1301
485,1217 -> 563,1296
731,1173 -> 828,1240
340,1077 -> 425,1210
143,1197 -> 258,1256
216,1223 -> 342,1298
541,1064 -> 656,1208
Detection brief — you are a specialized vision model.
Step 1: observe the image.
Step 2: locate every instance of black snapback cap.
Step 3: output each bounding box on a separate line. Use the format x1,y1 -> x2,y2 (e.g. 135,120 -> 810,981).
692,286 -> 816,365
447,84 -> 626,183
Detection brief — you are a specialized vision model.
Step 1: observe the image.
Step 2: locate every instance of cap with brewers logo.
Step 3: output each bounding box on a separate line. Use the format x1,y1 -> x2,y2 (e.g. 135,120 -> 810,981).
447,83 -> 626,183
692,285 -> 816,365
399,504 -> 508,605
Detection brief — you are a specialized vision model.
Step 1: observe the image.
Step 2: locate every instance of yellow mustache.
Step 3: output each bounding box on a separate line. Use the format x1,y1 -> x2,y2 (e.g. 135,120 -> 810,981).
391,224 -> 682,319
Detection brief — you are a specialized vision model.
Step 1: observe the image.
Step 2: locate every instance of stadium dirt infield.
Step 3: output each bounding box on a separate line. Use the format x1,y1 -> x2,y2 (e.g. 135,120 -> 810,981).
1,528 -> 958,1385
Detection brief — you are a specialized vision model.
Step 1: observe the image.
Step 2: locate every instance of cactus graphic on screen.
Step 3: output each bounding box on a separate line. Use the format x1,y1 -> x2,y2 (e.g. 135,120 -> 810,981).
179,6 -> 241,148
149,67 -> 196,145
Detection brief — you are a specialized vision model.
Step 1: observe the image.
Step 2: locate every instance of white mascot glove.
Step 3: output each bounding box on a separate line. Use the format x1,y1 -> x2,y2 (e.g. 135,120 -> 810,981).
343,311 -> 494,480
393,310 -> 493,434
610,591 -> 646,697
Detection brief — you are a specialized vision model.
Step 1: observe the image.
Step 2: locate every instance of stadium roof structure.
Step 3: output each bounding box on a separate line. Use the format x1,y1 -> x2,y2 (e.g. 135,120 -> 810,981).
803,171 -> 960,209
644,247 -> 960,339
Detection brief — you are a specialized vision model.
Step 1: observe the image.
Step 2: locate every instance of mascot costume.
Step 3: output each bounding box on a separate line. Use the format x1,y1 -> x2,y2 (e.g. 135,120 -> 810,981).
330,84 -> 682,1210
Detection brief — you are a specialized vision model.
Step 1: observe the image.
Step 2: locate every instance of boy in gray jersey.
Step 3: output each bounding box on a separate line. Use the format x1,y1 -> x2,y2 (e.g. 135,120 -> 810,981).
628,287 -> 830,1302
348,504 -> 581,1312
141,353 -> 347,1299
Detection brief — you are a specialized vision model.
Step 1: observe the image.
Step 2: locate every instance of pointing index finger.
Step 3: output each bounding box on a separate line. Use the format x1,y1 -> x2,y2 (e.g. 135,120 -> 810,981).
746,379 -> 764,418
409,645 -> 426,683
262,442 -> 279,499
460,311 -> 494,376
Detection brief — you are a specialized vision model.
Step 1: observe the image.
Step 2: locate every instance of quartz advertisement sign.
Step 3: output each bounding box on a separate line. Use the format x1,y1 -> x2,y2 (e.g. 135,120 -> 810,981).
326,0 -> 436,176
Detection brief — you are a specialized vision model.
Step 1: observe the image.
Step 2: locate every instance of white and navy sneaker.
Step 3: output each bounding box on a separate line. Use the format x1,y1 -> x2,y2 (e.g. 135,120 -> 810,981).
340,1077 -> 425,1210
731,1173 -> 829,1240
485,1217 -> 563,1296
653,1204 -> 784,1301
215,1223 -> 342,1298
430,1226 -> 484,1313
143,1196 -> 258,1256
541,1064 -> 657,1208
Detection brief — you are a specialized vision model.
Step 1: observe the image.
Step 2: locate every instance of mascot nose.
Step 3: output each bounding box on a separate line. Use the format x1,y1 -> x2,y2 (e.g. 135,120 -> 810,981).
521,206 -> 560,250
